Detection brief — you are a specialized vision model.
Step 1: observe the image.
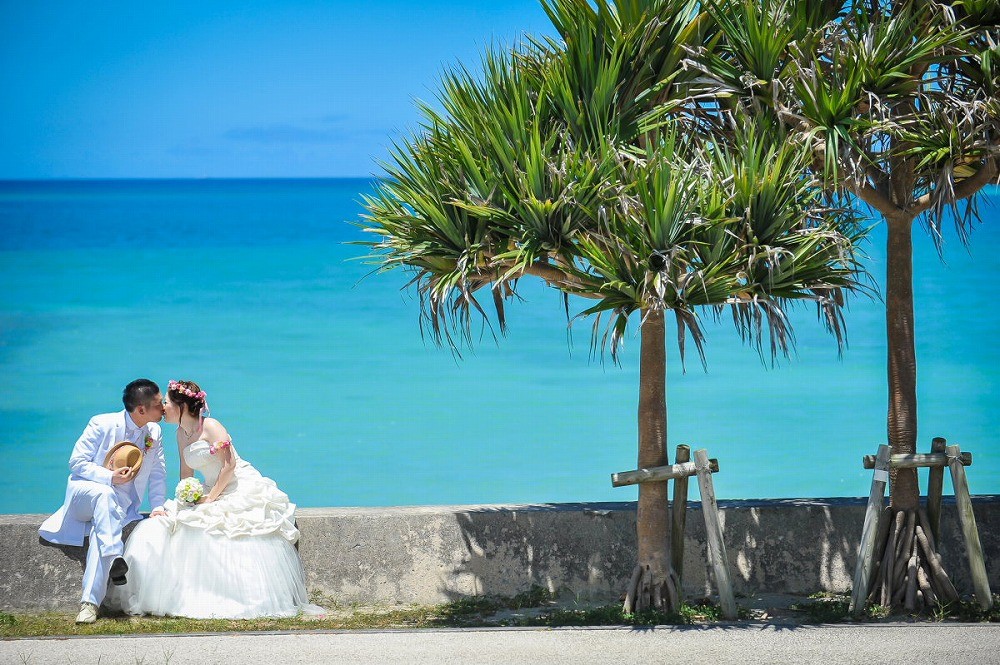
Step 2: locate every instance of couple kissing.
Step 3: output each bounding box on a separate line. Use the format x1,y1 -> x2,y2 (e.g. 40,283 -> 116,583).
39,378 -> 322,623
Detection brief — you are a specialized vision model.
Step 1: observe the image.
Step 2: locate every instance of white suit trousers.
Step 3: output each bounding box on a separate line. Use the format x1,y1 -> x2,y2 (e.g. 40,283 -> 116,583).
67,479 -> 130,606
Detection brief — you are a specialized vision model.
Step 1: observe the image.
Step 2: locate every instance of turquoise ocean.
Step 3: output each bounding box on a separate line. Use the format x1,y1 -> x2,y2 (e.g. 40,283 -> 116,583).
1,179 -> 997,514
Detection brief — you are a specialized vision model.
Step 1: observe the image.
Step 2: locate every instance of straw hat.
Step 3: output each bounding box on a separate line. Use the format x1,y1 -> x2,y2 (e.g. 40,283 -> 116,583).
104,441 -> 143,479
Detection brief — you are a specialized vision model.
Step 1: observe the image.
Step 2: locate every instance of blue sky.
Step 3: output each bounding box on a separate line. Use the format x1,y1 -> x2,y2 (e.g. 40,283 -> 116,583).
0,1 -> 553,178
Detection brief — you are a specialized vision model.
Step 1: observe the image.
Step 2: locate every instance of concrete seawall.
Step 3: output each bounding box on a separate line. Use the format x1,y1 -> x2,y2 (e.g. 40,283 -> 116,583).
2,497 -> 998,612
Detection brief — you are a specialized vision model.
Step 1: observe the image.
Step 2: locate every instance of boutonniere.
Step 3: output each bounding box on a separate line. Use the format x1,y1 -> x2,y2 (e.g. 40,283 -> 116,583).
144,434 -> 155,454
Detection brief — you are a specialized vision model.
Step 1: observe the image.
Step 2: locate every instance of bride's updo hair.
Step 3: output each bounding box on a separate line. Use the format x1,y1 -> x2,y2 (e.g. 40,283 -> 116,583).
167,379 -> 207,418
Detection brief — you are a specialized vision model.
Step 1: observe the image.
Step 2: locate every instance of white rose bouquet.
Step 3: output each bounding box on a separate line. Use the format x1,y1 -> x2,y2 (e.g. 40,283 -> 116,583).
175,477 -> 205,505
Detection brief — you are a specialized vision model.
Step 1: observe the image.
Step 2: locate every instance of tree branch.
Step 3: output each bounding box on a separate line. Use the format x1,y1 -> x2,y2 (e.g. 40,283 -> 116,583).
467,261 -> 604,300
910,159 -> 1000,216
847,176 -> 901,218
522,261 -> 575,284
785,110 -> 898,217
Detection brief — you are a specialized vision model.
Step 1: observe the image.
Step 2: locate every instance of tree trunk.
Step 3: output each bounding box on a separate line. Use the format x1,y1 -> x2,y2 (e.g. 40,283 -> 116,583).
618,312 -> 687,613
636,309 -> 671,581
885,216 -> 919,511
866,215 -> 961,615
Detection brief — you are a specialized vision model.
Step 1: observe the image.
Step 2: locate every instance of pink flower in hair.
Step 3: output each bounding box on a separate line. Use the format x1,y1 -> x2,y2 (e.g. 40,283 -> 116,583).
169,380 -> 207,400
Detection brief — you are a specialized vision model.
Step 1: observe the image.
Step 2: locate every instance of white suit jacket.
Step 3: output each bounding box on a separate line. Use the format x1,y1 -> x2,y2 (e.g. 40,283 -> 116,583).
38,410 -> 167,546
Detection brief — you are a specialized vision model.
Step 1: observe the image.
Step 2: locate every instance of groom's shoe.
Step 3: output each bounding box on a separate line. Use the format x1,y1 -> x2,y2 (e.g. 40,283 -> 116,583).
75,602 -> 98,624
109,556 -> 128,586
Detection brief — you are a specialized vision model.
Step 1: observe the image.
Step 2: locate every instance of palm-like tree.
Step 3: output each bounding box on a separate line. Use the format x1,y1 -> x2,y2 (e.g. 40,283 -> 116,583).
693,0 -> 999,610
361,0 -> 864,612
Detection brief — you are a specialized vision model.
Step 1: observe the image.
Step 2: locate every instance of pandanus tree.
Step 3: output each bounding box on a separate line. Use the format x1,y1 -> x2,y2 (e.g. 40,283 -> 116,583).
361,0 -> 863,612
692,0 -> 999,609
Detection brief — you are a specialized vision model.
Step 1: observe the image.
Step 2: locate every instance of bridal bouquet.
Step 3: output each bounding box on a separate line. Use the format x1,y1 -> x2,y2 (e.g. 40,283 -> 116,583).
175,477 -> 204,505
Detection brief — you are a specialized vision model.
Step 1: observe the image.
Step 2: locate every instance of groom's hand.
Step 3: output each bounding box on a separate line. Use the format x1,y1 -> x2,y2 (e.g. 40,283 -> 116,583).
111,467 -> 133,485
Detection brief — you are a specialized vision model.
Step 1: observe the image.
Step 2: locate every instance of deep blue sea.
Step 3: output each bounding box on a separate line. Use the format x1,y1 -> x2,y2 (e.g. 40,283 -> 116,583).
1,179 -> 997,514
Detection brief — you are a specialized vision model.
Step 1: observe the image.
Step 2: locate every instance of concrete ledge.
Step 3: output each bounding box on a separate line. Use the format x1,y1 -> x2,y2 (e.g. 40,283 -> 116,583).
2,497 -> 998,611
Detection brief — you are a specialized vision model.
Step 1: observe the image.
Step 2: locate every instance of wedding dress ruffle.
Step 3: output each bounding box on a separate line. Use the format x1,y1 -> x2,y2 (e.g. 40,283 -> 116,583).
107,440 -> 323,619
164,440 -> 299,543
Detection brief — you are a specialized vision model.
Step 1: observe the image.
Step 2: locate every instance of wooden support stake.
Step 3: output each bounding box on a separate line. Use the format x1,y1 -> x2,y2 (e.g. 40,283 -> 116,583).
695,448 -> 737,620
927,437 -> 946,546
947,444 -> 993,610
862,451 -> 971,469
850,444 -> 890,616
671,445 -> 691,588
612,458 -> 718,487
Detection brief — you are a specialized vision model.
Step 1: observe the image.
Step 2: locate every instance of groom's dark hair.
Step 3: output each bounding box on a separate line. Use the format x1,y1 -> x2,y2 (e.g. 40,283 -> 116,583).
123,379 -> 160,412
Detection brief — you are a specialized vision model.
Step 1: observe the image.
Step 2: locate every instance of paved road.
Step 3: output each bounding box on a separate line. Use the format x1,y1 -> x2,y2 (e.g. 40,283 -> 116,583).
3,623 -> 1000,665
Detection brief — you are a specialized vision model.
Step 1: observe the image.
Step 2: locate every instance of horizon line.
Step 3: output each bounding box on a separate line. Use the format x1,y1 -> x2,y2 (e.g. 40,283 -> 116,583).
0,176 -> 380,182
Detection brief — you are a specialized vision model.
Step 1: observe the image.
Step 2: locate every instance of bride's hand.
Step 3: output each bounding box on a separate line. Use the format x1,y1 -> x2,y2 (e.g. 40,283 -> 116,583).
198,496 -> 215,504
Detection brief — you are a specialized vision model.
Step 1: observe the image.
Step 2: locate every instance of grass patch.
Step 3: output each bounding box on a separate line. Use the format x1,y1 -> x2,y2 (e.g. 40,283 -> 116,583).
0,607 -> 475,638
790,592 -> 1000,624
11,591 -> 994,638
945,596 -> 1000,623
507,584 -> 555,610
0,586 -> 557,638
0,589 -> 746,638
790,594 -> 886,624
499,600 -> 744,627
405,584 -> 557,627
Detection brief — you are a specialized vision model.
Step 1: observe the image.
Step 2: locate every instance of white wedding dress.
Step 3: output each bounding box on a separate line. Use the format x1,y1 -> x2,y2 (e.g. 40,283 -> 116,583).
108,440 -> 322,619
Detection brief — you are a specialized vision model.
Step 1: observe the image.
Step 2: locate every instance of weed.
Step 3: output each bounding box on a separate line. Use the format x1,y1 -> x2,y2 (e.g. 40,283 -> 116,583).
797,598 -> 888,623
437,596 -> 503,618
865,604 -> 891,620
790,596 -> 850,623
676,601 -> 724,623
793,593 -> 1000,624
500,600 -> 739,628
950,595 -> 1000,623
931,602 -> 952,622
418,585 -> 556,626
506,585 -> 554,610
514,605 -> 627,627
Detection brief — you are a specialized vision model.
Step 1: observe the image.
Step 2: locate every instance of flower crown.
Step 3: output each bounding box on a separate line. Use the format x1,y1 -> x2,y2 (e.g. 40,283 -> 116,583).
168,380 -> 206,401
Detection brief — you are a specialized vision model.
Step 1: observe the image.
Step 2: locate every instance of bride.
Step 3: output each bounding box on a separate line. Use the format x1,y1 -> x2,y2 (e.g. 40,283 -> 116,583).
108,379 -> 321,619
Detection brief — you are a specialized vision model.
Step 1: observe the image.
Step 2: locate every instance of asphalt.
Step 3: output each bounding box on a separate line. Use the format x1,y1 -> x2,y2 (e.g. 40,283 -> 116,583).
3,623 -> 1000,665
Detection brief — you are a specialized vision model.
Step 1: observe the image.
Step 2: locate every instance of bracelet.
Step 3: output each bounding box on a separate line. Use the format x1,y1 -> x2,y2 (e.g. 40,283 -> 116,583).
208,440 -> 232,455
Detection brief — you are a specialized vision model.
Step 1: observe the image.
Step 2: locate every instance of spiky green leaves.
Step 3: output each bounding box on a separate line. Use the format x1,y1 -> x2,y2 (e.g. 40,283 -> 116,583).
697,0 -> 999,237
361,0 -> 865,364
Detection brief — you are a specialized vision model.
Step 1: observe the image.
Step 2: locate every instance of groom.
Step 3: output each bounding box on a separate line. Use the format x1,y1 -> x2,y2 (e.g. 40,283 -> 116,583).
39,378 -> 168,624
